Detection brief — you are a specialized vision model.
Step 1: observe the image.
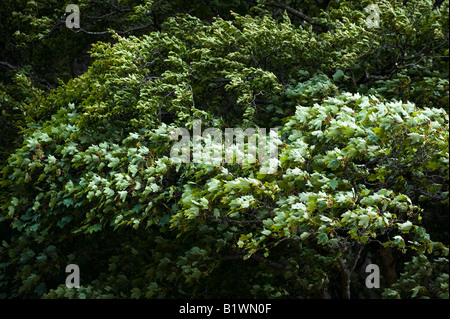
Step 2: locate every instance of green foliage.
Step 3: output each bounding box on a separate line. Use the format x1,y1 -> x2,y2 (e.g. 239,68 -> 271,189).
1,90 -> 447,298
0,0 -> 448,299
326,0 -> 449,110
383,246 -> 449,299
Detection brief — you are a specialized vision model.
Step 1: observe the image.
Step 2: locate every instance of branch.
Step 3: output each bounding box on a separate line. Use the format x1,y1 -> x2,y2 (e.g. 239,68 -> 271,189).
221,252 -> 286,271
90,0 -> 129,12
203,0 -> 221,17
81,10 -> 130,20
251,253 -> 286,271
357,33 -> 448,84
72,22 -> 158,35
30,75 -> 56,89
152,11 -> 162,31
337,243 -> 364,299
47,19 -> 66,37
0,61 -> 17,70
0,61 -> 56,88
221,253 -> 247,261
212,218 -> 262,225
271,0 -> 319,26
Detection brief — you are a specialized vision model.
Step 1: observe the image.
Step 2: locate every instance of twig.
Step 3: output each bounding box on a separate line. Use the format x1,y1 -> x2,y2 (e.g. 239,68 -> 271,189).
271,0 -> 319,26
0,61 -> 17,70
72,22 -> 158,36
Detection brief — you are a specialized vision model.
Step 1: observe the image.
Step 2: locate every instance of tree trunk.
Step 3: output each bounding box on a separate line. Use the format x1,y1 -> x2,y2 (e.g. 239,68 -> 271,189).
337,244 -> 364,299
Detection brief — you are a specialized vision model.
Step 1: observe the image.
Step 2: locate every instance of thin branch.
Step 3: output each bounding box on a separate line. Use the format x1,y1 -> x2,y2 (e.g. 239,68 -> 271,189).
203,0 -> 221,17
152,11 -> 162,31
90,0 -> 129,12
271,0 -> 319,26
221,252 -> 286,271
30,75 -> 56,89
72,22 -> 158,35
80,10 -> 125,20
211,78 -> 232,83
221,253 -> 247,261
250,253 -> 286,271
0,61 -> 17,70
0,61 -> 56,88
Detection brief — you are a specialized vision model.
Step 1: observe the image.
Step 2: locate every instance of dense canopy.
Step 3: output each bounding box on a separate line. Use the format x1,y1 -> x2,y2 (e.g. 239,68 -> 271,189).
0,0 -> 448,299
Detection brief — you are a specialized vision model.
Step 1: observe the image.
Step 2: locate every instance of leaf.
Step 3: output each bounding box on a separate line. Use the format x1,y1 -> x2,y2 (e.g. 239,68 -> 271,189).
32,201 -> 40,211
327,158 -> 340,170
118,190 -> 128,202
320,215 -> 332,223
57,215 -> 73,228
207,178 -> 221,192
411,285 -> 422,298
358,215 -> 370,228
63,198 -> 74,207
398,221 -> 413,232
104,187 -> 115,198
426,161 -> 439,170
300,232 -> 310,240
132,203 -> 143,213
408,132 -> 424,144
393,235 -> 403,245
131,288 -> 142,299
332,69 -> 347,82
129,164 -> 138,176
87,191 -> 95,201
317,233 -> 328,245
11,197 -> 19,207
329,180 -> 338,190
87,224 -> 102,233
261,229 -> 271,236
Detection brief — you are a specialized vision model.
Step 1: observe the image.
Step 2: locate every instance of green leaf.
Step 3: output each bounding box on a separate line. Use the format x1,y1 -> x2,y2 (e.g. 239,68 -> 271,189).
327,158 -> 340,170
300,232 -> 310,240
398,221 -> 413,232
427,161 -> 439,170
57,215 -> 73,228
317,233 -> 328,245
261,229 -> 271,236
131,288 -> 142,299
87,224 -> 102,233
358,215 -> 370,228
393,235 -> 403,245
332,69 -> 347,82
118,190 -> 128,202
62,198 -> 74,207
11,197 -> 19,207
329,180 -> 338,190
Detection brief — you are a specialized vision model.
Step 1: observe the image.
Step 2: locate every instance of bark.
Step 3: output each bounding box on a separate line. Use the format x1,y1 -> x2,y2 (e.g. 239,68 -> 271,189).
337,244 -> 364,299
